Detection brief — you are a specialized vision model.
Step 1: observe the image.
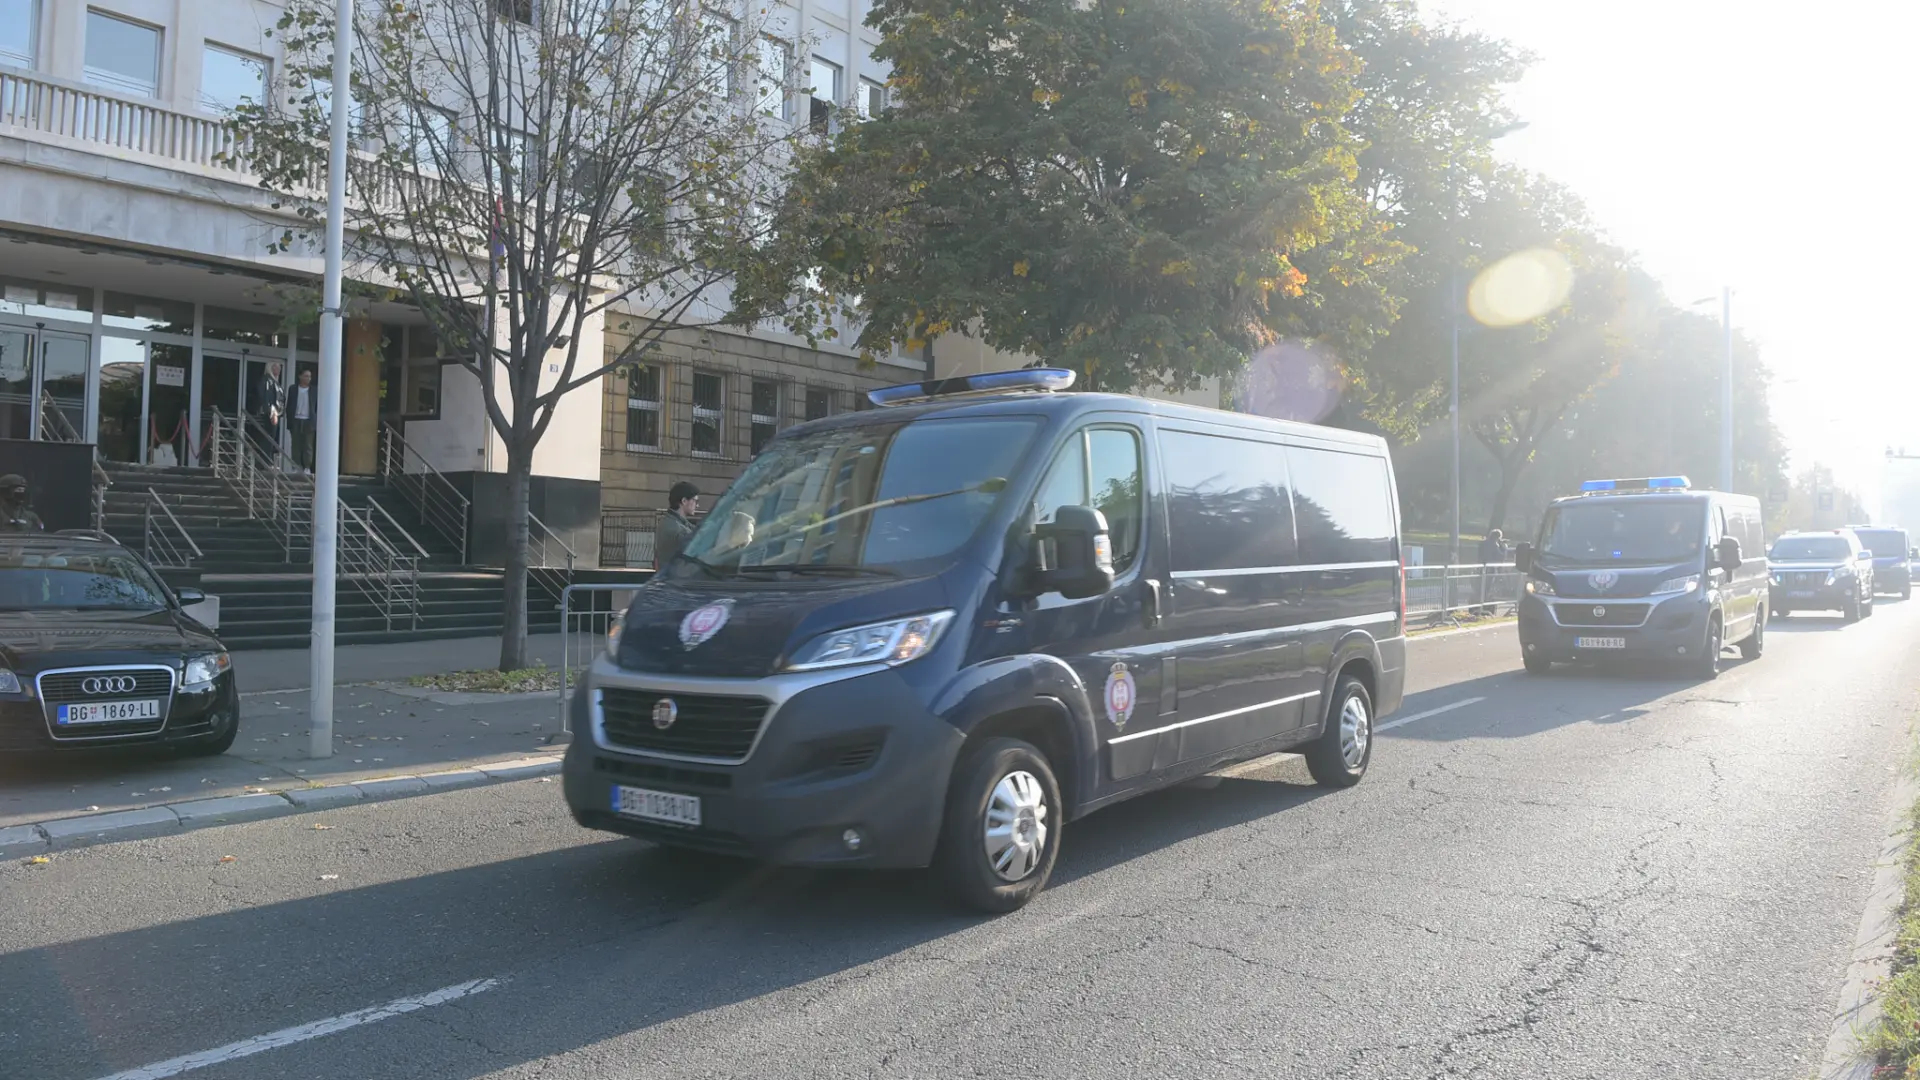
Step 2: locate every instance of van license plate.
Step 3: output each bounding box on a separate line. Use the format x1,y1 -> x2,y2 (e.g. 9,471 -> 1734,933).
58,699 -> 161,725
1788,590 -> 1816,599
613,785 -> 701,827
1575,637 -> 1626,650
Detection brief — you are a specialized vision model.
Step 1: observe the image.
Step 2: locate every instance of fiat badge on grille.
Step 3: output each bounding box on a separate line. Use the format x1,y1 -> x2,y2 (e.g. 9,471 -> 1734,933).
652,698 -> 678,730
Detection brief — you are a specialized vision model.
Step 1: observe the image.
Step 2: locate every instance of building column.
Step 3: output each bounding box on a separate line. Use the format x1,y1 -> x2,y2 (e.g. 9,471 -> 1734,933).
341,317 -> 382,475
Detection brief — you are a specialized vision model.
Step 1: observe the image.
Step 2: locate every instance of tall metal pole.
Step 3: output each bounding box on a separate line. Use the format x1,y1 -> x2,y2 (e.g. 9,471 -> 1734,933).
1720,286 -> 1733,493
309,0 -> 353,760
1449,269 -> 1462,568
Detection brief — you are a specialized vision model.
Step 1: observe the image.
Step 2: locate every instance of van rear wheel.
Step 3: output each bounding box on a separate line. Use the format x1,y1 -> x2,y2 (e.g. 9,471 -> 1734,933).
1305,676 -> 1373,788
934,737 -> 1062,914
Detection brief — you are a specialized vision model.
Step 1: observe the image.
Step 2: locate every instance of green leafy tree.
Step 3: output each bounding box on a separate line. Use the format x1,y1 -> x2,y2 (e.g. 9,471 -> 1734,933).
227,0 -> 803,668
739,0 -> 1393,392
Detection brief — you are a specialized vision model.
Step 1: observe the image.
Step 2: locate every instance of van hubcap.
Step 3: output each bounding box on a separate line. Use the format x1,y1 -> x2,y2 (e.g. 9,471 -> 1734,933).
984,770 -> 1049,882
1340,695 -> 1371,769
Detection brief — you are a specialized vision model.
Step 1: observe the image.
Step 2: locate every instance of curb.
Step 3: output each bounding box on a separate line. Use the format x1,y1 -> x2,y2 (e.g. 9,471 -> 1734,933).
1,754 -> 564,860
1820,752 -> 1919,1078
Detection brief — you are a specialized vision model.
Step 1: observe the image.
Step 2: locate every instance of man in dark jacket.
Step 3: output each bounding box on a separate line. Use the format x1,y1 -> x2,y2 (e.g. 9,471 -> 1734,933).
653,481 -> 700,569
1476,529 -> 1507,614
0,474 -> 44,533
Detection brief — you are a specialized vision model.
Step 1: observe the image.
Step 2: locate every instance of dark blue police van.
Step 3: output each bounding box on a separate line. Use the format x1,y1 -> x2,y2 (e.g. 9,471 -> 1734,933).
563,369 -> 1407,911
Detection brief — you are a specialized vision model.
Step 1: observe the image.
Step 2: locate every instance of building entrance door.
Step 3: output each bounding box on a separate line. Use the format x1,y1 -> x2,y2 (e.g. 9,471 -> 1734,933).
0,327 -> 90,444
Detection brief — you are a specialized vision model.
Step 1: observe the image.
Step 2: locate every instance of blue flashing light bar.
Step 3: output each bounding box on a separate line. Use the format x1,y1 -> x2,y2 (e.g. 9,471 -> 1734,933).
868,367 -> 1077,407
1579,476 -> 1692,494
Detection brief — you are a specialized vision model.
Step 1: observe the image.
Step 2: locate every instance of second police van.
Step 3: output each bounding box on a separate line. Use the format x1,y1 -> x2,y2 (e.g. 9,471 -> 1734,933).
1515,477 -> 1768,678
564,369 -> 1408,911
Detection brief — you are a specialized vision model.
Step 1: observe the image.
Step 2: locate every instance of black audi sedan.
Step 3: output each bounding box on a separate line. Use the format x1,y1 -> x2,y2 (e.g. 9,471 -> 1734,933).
0,533 -> 238,754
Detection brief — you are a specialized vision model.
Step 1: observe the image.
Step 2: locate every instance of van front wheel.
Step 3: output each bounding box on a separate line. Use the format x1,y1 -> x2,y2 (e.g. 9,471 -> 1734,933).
1306,676 -> 1373,789
934,737 -> 1063,914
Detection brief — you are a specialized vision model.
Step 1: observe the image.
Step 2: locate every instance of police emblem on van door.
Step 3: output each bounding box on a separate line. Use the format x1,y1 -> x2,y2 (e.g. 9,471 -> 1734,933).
678,600 -> 734,650
1588,571 -> 1618,592
1104,662 -> 1137,732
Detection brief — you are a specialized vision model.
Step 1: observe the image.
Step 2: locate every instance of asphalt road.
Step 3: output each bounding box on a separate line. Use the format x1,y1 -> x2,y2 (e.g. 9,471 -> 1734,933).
5,602 -> 1916,1080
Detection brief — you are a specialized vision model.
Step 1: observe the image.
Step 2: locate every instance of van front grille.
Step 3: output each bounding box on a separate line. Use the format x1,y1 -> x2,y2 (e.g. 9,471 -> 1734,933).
598,689 -> 769,761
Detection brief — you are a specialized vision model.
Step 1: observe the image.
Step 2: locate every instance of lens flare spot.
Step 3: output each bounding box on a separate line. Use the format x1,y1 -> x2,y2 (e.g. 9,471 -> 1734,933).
1234,342 -> 1343,424
1469,248 -> 1575,328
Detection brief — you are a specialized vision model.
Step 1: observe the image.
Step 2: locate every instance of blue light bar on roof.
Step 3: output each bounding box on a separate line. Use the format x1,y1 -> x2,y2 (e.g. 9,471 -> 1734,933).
868,367 -> 1077,407
1579,476 -> 1692,494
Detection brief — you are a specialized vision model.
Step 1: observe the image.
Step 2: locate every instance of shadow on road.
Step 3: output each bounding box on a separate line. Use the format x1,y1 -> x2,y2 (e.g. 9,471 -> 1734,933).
1,765 -> 1337,1080
1382,659 -> 1734,744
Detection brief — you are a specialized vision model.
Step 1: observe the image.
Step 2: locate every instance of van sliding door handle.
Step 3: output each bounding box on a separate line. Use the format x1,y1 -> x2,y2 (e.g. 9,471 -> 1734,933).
1144,579 -> 1163,628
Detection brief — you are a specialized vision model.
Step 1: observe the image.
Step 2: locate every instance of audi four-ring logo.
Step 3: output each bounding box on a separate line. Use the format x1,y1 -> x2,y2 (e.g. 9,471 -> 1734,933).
81,675 -> 138,695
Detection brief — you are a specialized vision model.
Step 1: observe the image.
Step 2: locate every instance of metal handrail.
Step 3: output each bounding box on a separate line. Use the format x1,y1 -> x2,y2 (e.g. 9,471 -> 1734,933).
141,487 -> 202,569
366,496 -> 431,559
208,408 -> 312,561
527,511 -> 579,568
337,502 -> 421,630
378,423 -> 470,562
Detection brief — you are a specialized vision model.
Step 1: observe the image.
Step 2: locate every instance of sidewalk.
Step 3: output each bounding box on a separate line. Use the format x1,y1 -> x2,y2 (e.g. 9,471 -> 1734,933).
0,682 -> 567,831
234,633 -> 569,693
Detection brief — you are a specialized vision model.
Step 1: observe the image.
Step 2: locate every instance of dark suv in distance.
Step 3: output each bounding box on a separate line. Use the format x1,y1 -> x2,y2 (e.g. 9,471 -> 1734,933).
0,534 -> 239,754
1769,530 -> 1876,622
1848,526 -> 1913,599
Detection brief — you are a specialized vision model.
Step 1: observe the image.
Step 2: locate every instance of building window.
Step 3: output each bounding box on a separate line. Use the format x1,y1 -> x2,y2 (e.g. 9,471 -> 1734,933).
750,379 -> 780,455
488,126 -> 536,189
84,10 -> 162,98
691,371 -> 724,456
625,364 -> 662,451
755,36 -> 789,119
858,78 -> 887,119
493,0 -> 535,24
404,105 -> 454,174
200,43 -> 270,115
808,57 -> 841,134
804,386 -> 833,421
404,323 -> 445,417
697,12 -> 735,98
1,0 -> 38,69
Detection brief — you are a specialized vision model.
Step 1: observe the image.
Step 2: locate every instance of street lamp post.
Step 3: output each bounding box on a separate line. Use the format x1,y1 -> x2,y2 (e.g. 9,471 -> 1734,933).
1693,289 -> 1734,492
310,0 -> 354,760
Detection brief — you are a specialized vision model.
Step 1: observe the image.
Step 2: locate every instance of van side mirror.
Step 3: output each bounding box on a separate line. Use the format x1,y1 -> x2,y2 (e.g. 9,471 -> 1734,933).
1033,505 -> 1115,600
1910,546 -> 1917,560
1716,537 -> 1742,574
1513,542 -> 1533,573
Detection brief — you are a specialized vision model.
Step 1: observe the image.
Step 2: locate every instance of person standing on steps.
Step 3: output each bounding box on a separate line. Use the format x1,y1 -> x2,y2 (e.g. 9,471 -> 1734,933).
653,481 -> 700,570
249,362 -> 284,465
287,368 -> 316,474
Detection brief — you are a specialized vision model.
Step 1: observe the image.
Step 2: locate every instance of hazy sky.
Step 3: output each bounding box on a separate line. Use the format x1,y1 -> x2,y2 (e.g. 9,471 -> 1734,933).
1424,0 -> 1919,514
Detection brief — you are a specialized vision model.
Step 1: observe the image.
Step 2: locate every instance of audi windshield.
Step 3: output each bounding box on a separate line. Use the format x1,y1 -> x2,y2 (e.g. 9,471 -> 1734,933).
1536,500 -> 1705,565
0,549 -> 170,611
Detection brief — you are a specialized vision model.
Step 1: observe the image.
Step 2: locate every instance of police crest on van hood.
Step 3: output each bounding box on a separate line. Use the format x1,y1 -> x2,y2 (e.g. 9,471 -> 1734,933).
616,574 -> 952,676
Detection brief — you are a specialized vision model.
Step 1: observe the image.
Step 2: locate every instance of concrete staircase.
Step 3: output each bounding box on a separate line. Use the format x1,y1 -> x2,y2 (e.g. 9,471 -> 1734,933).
101,462 -> 562,650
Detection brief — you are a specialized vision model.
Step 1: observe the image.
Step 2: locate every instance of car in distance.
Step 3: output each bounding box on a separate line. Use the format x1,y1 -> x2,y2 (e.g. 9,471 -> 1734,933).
1769,530 -> 1875,622
563,367 -> 1408,912
1846,525 -> 1913,599
1513,477 -> 1768,679
0,533 -> 238,754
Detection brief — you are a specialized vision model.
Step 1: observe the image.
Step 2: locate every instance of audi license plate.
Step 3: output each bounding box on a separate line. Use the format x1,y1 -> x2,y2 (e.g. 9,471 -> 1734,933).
57,699 -> 161,726
1575,637 -> 1626,650
613,785 -> 701,827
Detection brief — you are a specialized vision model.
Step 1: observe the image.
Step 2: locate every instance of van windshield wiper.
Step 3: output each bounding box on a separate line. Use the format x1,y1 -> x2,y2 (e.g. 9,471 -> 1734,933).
732,563 -> 900,578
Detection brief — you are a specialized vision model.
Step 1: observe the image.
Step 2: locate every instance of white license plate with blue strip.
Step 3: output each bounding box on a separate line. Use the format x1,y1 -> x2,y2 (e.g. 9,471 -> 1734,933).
613,785 -> 701,827
58,699 -> 162,725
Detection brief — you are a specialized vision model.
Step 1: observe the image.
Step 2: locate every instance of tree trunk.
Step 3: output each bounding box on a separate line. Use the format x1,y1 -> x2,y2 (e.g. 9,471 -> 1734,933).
499,444 -> 532,671
1486,455 -> 1524,535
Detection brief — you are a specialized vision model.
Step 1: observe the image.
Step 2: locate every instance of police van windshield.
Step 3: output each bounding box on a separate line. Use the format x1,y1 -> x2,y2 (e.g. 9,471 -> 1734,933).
675,416 -> 1040,576
1537,500 -> 1705,565
1769,536 -> 1852,561
1853,529 -> 1907,558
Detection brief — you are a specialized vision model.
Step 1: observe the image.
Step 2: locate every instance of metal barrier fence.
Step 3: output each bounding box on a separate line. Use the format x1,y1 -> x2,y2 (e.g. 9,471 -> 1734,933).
1405,562 -> 1521,624
558,582 -> 647,736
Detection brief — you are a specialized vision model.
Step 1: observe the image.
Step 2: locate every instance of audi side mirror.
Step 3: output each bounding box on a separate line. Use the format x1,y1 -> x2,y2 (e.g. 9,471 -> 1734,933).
175,587 -> 206,605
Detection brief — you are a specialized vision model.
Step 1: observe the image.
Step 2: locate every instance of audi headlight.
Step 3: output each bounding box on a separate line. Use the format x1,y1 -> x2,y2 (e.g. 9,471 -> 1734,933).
1770,572 -> 1782,586
1651,574 -> 1700,595
606,612 -> 625,659
0,669 -> 20,695
1524,577 -> 1556,596
785,611 -> 955,672
183,652 -> 231,687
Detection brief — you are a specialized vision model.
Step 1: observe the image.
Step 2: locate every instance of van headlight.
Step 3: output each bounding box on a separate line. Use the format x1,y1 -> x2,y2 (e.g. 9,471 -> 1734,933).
1651,574 -> 1700,595
785,611 -> 955,672
183,652 -> 231,688
1524,578 -> 1556,596
606,612 -> 625,659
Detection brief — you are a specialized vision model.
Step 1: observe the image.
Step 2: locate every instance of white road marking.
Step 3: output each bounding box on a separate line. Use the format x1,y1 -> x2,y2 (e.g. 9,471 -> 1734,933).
88,978 -> 499,1080
1375,696 -> 1486,734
